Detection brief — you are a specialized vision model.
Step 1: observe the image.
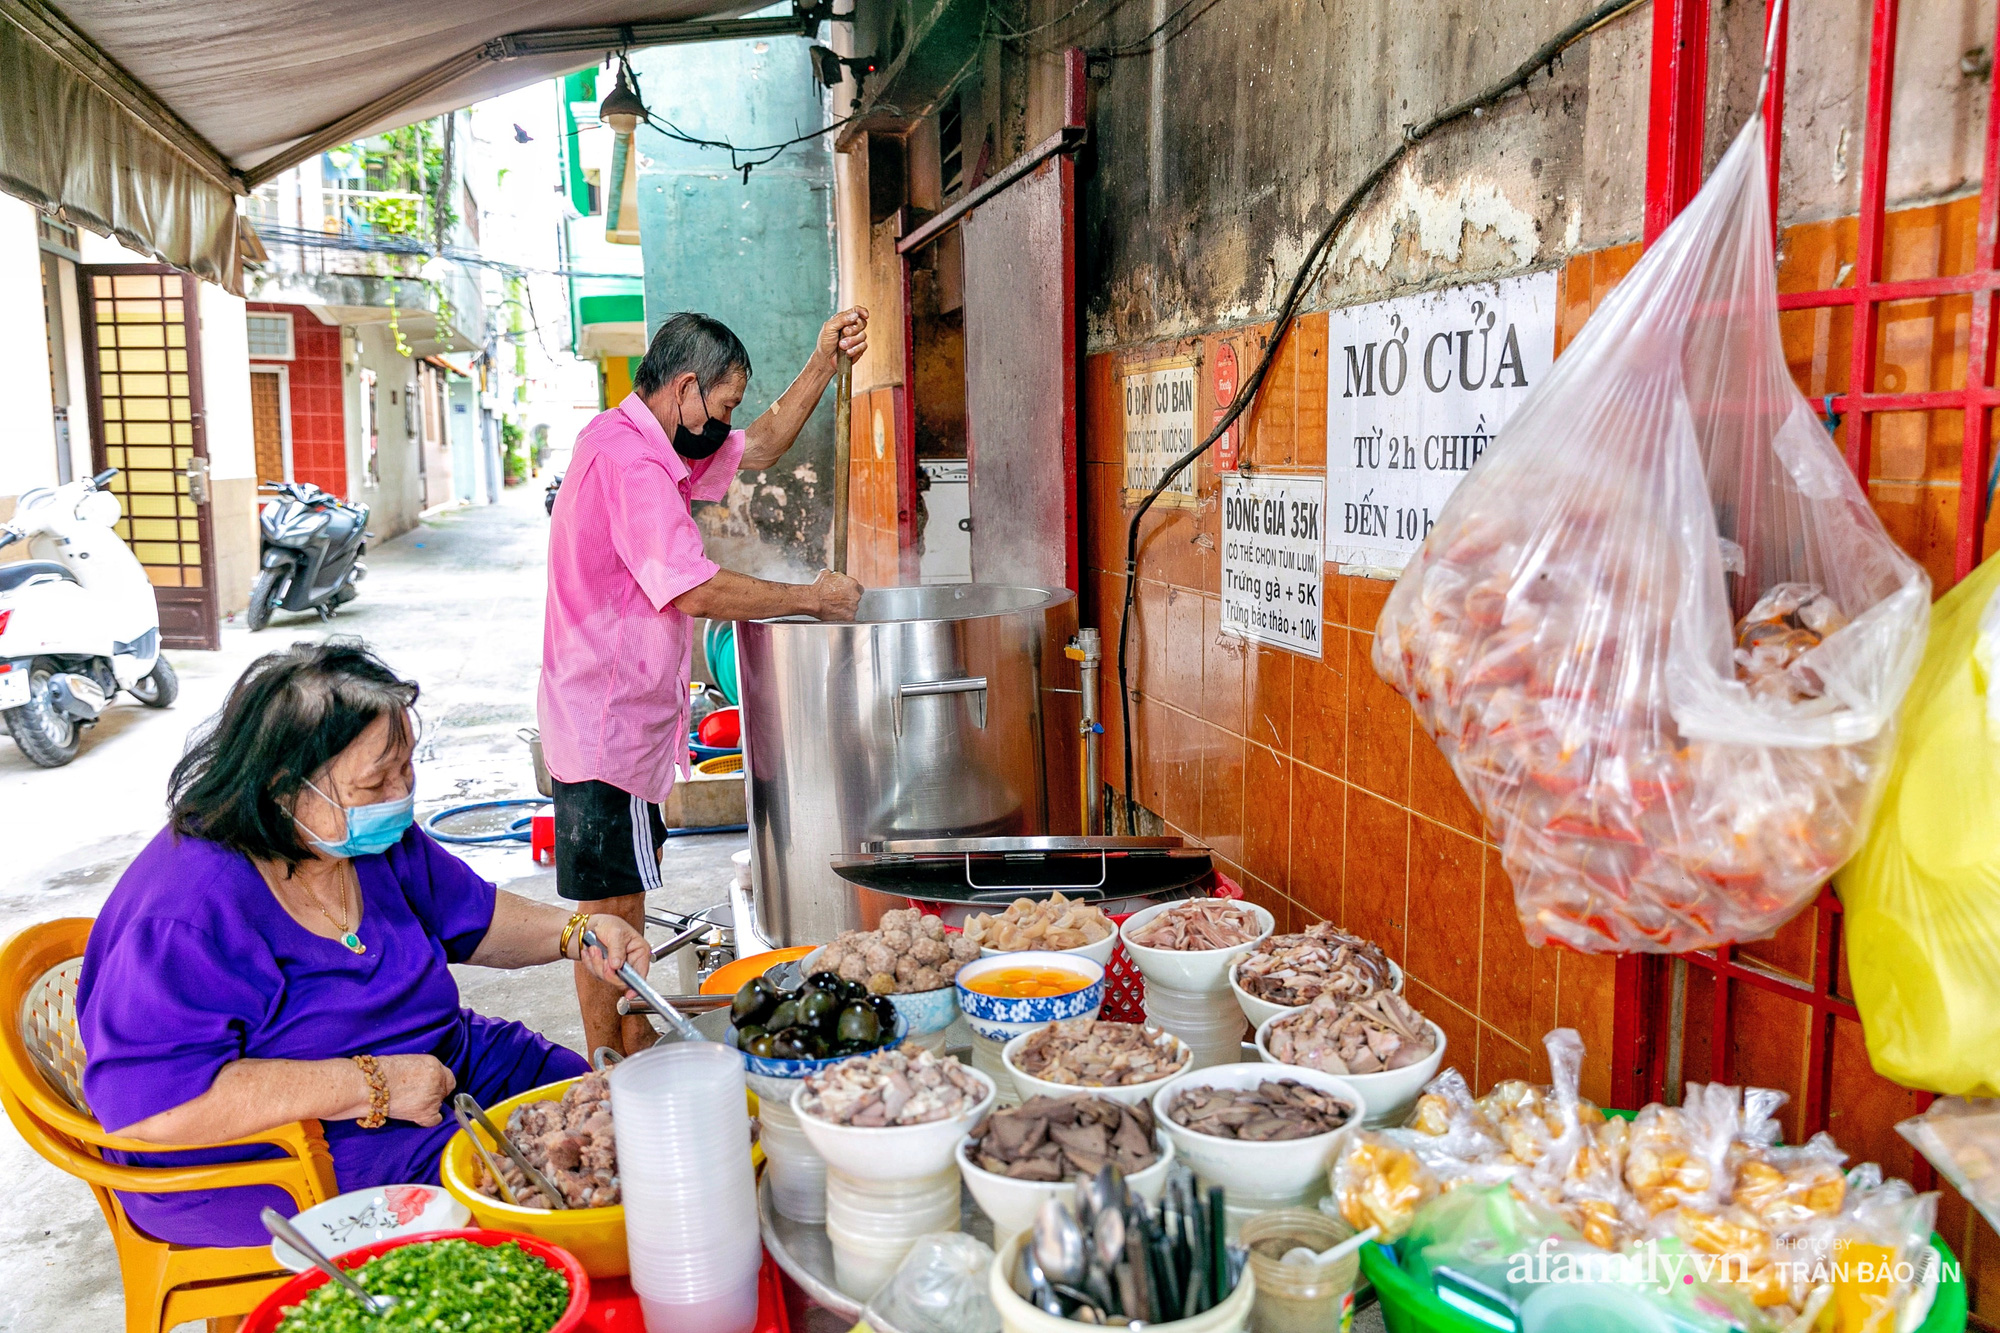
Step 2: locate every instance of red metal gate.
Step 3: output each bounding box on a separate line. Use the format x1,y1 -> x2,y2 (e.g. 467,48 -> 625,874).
1618,0 -> 2000,1319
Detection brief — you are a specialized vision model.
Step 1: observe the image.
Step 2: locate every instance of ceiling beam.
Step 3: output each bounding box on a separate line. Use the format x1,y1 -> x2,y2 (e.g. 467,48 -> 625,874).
242,9 -> 821,188
1,0 -> 245,193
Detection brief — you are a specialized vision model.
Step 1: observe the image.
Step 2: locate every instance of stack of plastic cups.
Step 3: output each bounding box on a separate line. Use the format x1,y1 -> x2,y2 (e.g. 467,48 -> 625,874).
757,1095 -> 827,1224
612,1042 -> 762,1333
822,1164 -> 961,1300
1145,980 -> 1246,1069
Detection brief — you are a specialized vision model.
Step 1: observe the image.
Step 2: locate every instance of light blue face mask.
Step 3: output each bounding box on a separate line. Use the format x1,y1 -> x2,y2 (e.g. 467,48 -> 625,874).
295,776 -> 415,858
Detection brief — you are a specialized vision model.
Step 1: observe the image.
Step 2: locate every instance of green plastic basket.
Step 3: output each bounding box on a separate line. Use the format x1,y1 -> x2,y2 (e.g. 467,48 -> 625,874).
1361,1231 -> 1967,1333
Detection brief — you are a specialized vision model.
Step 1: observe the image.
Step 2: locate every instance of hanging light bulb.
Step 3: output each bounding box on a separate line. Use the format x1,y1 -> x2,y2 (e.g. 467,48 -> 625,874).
598,61 -> 648,136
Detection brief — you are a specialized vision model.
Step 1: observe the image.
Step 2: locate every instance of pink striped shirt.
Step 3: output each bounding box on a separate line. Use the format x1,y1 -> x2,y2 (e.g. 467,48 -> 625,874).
538,394 -> 745,802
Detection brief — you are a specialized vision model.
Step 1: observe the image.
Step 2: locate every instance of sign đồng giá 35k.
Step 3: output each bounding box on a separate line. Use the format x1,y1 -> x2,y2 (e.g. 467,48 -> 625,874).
1325,273 -> 1556,574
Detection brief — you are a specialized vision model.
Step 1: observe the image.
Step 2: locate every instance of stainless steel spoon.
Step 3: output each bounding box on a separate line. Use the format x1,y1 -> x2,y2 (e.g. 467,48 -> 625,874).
1020,1237 -> 1067,1317
581,925 -> 703,1042
261,1208 -> 398,1315
1033,1195 -> 1090,1290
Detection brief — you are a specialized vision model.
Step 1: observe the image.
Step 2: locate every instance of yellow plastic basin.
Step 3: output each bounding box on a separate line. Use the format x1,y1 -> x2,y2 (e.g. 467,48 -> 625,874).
439,1073 -> 762,1279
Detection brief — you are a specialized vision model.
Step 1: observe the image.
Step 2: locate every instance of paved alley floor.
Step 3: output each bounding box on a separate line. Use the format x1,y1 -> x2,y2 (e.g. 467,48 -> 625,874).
0,479 -> 747,1332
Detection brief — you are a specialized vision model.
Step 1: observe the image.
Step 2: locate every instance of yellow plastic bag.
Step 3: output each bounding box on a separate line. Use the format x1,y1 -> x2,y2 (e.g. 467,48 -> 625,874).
1834,553 -> 2000,1096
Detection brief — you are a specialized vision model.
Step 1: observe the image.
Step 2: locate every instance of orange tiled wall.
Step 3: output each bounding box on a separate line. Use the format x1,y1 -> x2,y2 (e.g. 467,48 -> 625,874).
1082,193 -> 2000,1318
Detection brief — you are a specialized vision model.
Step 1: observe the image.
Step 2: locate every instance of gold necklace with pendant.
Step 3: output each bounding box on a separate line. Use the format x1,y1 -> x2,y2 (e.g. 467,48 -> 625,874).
299,862 -> 365,954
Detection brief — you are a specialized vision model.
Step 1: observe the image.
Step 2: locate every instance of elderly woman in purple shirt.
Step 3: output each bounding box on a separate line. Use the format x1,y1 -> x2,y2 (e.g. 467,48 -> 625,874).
75,640 -> 653,1247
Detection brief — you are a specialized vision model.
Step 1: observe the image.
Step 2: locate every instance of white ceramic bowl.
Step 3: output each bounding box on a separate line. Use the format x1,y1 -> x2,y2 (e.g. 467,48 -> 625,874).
1000,1024 -> 1193,1108
791,1065 -> 997,1183
1152,1062 -> 1364,1208
801,945 -> 960,1039
956,1128 -> 1176,1245
954,951 -> 1105,1043
1252,1013 -> 1446,1128
1227,954 -> 1406,1032
1118,901 -> 1274,993
977,930 -> 1118,968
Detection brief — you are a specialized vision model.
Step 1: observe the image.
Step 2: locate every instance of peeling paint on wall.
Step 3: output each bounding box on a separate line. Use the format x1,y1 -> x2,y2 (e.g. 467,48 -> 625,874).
1333,163 -> 1541,278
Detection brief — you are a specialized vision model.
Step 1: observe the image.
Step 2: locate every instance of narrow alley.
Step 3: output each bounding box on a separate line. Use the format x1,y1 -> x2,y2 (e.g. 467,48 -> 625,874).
0,482 -> 745,1332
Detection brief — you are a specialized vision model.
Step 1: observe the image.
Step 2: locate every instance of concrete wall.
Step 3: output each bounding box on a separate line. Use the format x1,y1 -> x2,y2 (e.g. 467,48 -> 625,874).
346,327 -> 427,540
0,194 -> 60,516
631,29 -> 839,581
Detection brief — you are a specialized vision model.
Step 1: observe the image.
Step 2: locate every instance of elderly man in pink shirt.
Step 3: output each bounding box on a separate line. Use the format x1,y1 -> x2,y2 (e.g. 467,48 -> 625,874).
541,309 -> 865,1055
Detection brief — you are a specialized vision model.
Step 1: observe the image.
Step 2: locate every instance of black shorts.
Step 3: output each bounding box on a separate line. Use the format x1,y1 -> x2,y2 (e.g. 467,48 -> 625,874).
552,777 -> 667,902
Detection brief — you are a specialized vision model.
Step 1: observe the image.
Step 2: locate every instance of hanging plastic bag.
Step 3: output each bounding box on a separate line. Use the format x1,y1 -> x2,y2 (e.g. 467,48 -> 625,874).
1833,554 -> 2000,1097
1373,109 -> 1929,953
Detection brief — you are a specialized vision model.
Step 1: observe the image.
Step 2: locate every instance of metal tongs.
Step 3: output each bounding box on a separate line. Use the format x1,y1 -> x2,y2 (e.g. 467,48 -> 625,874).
580,924 -> 705,1042
453,1092 -> 571,1209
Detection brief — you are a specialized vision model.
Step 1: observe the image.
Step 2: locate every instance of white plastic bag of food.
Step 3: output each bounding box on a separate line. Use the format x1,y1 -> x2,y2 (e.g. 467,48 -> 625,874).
1373,112 -> 1929,953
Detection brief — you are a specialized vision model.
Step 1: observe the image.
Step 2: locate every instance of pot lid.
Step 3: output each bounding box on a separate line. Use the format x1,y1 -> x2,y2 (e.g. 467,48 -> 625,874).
831,835 -> 1213,902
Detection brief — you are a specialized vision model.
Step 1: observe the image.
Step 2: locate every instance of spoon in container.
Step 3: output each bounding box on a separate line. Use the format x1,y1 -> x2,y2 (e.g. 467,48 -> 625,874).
1033,1196 -> 1090,1291
261,1208 -> 398,1315
1020,1237 -> 1068,1317
1281,1224 -> 1381,1269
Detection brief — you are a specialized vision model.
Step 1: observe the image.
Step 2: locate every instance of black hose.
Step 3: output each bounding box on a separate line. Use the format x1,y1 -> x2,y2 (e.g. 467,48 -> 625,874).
1114,0 -> 1649,832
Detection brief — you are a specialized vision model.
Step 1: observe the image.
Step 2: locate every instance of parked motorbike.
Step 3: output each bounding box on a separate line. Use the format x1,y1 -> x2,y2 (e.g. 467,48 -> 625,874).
0,468 -> 177,767
544,470 -> 564,516
249,481 -> 370,631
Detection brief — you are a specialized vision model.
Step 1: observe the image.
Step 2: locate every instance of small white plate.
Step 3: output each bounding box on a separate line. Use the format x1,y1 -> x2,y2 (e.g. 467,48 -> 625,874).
269,1184 -> 471,1272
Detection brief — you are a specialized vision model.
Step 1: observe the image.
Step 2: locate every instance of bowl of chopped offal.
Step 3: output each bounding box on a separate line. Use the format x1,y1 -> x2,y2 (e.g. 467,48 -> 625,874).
792,1045 -> 998,1182
1117,899 -> 1274,992
1001,1019 -> 1192,1107
1152,1063 -> 1363,1207
1228,922 -> 1404,1030
1254,991 -> 1445,1127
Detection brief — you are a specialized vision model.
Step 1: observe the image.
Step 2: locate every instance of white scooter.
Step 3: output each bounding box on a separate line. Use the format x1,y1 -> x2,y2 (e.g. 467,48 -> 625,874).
0,468 -> 177,767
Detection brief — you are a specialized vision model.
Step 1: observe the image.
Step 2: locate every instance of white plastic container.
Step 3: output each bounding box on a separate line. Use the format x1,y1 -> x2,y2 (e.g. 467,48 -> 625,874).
612,1042 -> 762,1333
823,1165 -> 962,1300
1252,1012 -> 1447,1129
1000,1025 -> 1191,1108
1118,901 -> 1274,992
971,1030 -> 1022,1107
956,1130 -> 1175,1250
792,1065 -> 997,1183
758,1097 -> 827,1224
1146,980 -> 1248,1070
989,1230 -> 1256,1333
1151,1062 -> 1364,1214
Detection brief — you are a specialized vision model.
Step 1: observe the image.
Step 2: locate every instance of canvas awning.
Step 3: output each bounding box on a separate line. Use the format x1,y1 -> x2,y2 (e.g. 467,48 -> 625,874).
0,0 -> 820,290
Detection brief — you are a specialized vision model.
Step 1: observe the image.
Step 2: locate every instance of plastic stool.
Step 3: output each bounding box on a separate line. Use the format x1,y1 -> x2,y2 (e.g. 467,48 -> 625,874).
531,813 -> 556,865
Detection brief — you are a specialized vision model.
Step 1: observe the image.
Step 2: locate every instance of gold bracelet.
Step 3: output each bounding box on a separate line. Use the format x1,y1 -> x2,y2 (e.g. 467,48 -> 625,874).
559,911 -> 591,961
352,1054 -> 389,1129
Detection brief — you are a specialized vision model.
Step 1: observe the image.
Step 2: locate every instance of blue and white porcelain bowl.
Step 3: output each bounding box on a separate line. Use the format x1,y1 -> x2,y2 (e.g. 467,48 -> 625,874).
799,945 -> 961,1045
954,951 -> 1105,1044
726,1011 -> 910,1102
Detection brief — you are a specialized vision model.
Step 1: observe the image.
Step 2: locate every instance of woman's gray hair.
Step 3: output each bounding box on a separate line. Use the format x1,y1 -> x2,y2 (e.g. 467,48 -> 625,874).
634,312 -> 752,398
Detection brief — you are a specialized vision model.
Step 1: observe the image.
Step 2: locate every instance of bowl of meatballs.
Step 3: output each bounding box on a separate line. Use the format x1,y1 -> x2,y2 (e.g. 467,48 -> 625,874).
801,908 -> 982,1048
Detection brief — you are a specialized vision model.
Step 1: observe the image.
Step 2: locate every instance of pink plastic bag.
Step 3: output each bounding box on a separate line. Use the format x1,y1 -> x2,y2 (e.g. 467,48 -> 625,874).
1373,113 -> 1929,953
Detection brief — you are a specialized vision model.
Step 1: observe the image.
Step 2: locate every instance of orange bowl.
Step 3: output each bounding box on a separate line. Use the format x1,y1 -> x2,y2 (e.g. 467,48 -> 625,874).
699,945 -> 816,996
241,1228 -> 588,1333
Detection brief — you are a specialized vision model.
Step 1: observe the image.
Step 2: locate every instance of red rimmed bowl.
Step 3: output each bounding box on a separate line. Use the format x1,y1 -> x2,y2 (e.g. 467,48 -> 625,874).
242,1228 -> 590,1333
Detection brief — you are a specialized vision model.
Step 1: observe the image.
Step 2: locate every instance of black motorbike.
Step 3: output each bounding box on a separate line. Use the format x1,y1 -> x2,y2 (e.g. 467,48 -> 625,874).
247,481 -> 371,631
544,470 -> 564,516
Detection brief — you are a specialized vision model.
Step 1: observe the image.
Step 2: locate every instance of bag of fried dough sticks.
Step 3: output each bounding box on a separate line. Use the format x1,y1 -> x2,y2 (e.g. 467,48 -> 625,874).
1373,113 -> 1929,953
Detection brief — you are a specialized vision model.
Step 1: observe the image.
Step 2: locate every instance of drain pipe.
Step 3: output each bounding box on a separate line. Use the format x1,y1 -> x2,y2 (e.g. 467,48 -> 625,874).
1067,629 -> 1103,835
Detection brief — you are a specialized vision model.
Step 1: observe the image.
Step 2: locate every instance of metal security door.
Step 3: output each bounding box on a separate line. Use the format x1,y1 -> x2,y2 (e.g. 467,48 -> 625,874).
77,265 -> 220,650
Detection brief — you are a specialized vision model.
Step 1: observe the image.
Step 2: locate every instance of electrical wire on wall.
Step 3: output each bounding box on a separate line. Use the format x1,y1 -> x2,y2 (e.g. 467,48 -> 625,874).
1114,0 -> 1650,833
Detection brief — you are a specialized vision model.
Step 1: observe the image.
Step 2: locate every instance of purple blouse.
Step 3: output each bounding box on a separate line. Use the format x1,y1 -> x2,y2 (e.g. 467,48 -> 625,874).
77,824 -> 586,1246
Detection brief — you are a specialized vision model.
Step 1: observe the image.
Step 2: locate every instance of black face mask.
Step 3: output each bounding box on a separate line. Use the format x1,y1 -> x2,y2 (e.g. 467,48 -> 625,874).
672,387 -> 732,459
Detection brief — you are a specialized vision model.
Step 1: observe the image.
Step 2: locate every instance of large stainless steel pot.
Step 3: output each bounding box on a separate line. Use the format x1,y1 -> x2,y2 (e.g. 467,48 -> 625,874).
734,584 -> 1076,946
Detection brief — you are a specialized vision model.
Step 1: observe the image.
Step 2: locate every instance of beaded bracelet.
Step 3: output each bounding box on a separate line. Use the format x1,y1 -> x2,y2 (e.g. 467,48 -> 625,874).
559,911 -> 591,961
352,1054 -> 390,1129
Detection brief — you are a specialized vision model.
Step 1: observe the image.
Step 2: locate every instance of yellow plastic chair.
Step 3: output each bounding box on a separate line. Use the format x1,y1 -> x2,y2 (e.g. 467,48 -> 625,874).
0,919 -> 340,1333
